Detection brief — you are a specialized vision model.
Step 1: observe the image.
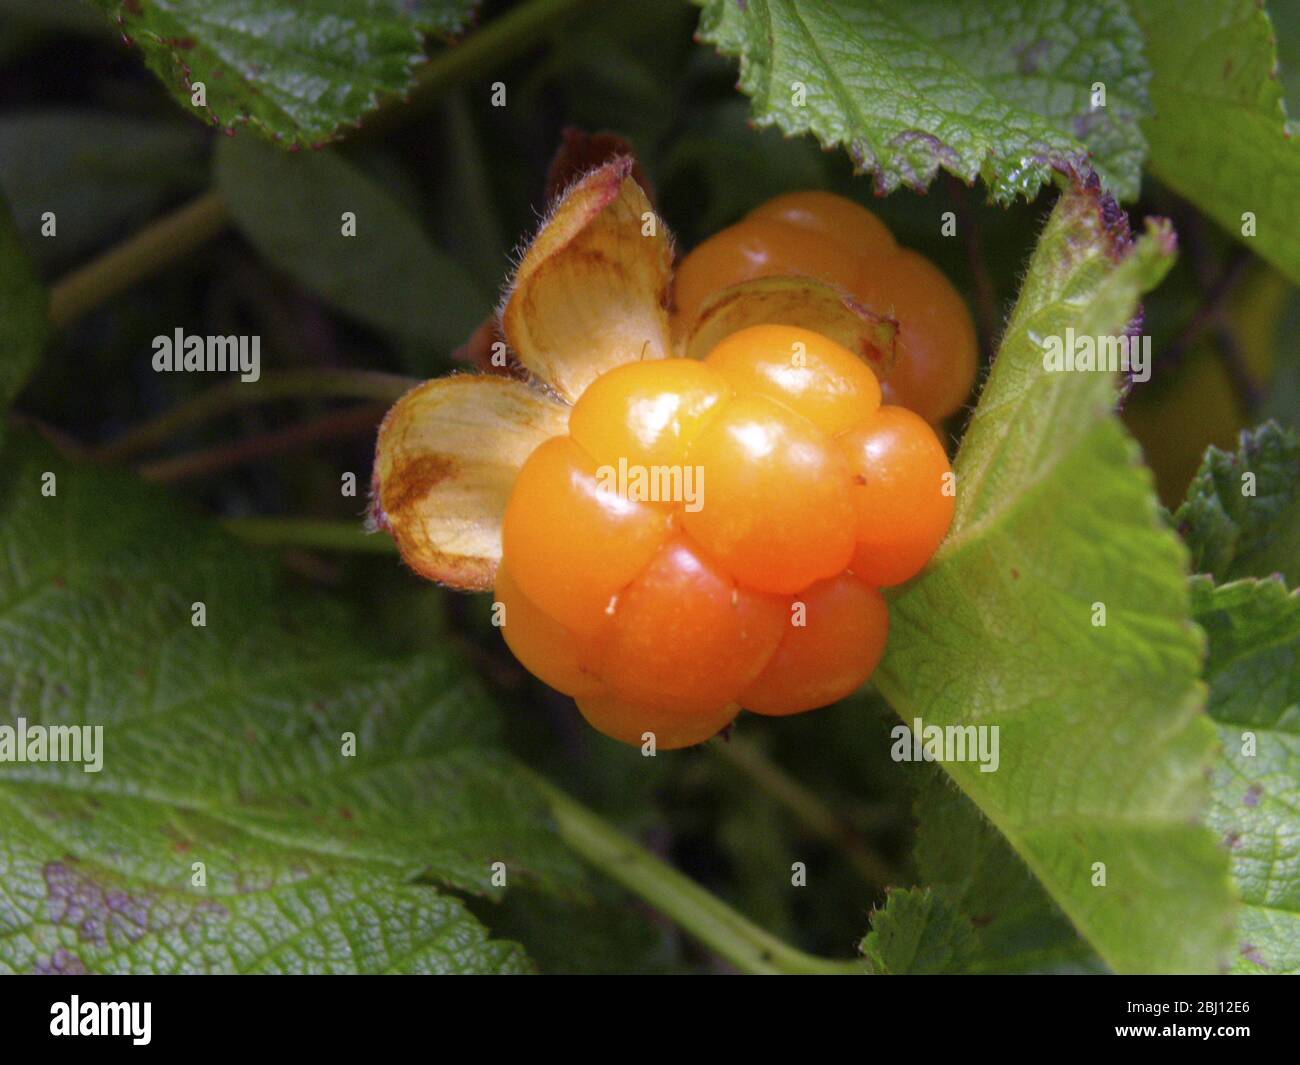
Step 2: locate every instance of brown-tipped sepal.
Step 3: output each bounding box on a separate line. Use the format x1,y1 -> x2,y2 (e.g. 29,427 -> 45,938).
370,376 -> 568,590
502,156 -> 674,403
545,128 -> 655,206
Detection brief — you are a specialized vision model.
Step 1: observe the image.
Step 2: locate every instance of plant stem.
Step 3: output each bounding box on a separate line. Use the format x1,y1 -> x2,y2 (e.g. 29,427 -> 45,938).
521,766 -> 869,975
137,403 -> 386,483
223,517 -> 396,553
96,370 -> 418,462
47,190 -> 230,330
713,737 -> 903,889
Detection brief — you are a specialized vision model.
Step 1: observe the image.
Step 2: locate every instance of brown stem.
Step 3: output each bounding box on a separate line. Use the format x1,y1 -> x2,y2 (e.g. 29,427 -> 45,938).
137,404 -> 385,483
95,370 -> 416,463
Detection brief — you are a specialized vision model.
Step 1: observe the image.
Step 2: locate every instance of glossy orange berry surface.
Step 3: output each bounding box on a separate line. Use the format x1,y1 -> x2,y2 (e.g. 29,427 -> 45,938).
594,536 -> 787,713
672,216 -> 865,330
837,405 -> 956,587
747,190 -> 897,263
857,249 -> 978,424
495,324 -> 955,748
569,358 -> 731,470
672,191 -> 977,424
703,323 -> 882,436
739,573 -> 889,717
574,693 -> 741,751
680,390 -> 857,595
495,561 -> 604,698
501,435 -> 668,634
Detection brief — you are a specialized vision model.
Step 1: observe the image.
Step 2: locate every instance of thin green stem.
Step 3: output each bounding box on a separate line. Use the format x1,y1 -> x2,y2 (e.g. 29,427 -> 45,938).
95,370 -> 418,462
223,518 -> 396,554
521,767 -> 869,975
48,190 -> 230,330
713,737 -> 904,889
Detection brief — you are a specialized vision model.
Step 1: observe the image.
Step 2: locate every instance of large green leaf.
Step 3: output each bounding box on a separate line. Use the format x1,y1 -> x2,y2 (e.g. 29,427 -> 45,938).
0,192 -> 47,446
1174,422 -> 1300,586
913,769 -> 1102,973
692,0 -> 1150,202
874,184 -> 1235,974
215,134 -> 489,354
88,0 -> 434,146
0,433 -> 574,973
1193,577 -> 1300,974
1134,0 -> 1300,285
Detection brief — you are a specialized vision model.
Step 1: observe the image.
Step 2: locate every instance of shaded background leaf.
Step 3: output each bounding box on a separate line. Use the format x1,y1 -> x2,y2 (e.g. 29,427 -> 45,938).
1192,577 -> 1300,974
215,134 -> 490,363
1175,421 -> 1300,585
0,432 -> 579,973
0,190 -> 47,447
1135,0 -> 1300,286
0,110 -> 206,276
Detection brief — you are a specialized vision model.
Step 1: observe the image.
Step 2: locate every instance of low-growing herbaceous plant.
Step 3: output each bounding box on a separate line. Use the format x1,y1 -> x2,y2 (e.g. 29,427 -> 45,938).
0,0 -> 1296,992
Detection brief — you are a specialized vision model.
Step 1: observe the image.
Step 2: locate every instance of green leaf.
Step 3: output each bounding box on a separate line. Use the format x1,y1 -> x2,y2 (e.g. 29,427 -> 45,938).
875,184 -> 1235,974
1174,422 -> 1300,585
913,769 -> 1102,973
378,0 -> 480,36
0,110 -> 206,274
1134,0 -> 1300,285
0,192 -> 47,445
484,884 -> 688,975
0,432 -> 575,973
1193,576 -> 1300,974
692,0 -> 1150,202
215,134 -> 489,353
89,0 -> 429,146
1274,0 -> 1300,117
860,888 -> 976,974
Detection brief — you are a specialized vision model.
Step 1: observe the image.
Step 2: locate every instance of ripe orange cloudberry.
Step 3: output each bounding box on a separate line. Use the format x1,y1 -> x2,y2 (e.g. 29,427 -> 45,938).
673,190 -> 977,425
373,160 -> 958,751
494,325 -> 953,748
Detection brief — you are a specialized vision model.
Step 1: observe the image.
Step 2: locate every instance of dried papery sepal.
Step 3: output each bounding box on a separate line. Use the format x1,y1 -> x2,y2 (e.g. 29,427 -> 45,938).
501,156 -> 674,403
545,128 -> 655,206
370,375 -> 568,590
679,275 -> 897,379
